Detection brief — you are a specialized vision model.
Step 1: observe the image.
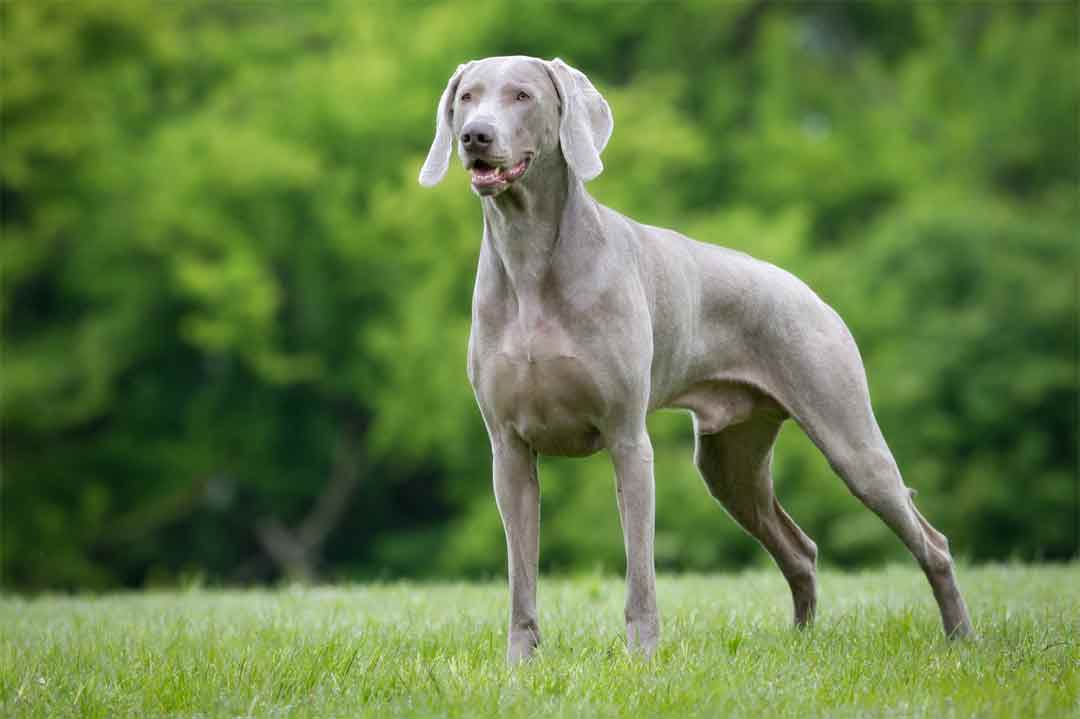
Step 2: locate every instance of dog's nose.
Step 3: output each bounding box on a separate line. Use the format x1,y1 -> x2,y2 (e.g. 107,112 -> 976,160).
461,121 -> 495,151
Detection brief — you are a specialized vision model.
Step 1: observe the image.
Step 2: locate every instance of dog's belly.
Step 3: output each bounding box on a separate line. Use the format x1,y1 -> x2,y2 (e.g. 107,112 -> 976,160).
481,349 -> 605,458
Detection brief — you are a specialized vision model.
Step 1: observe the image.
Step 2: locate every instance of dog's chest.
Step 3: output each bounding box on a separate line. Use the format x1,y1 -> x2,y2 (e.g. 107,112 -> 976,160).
472,316 -> 606,457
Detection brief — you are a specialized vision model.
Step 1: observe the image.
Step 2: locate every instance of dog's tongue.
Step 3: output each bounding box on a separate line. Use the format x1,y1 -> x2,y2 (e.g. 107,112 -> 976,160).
472,159 -> 528,187
472,166 -> 503,186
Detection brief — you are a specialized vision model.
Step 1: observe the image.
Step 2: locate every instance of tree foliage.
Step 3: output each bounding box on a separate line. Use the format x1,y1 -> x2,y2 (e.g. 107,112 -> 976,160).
2,1 -> 1076,590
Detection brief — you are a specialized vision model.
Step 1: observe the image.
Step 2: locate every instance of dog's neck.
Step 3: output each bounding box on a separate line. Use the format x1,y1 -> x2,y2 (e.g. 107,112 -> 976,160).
480,155 -> 581,300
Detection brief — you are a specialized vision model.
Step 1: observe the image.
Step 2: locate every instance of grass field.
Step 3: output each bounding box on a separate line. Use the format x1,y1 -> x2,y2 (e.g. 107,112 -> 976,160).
2,564 -> 1077,718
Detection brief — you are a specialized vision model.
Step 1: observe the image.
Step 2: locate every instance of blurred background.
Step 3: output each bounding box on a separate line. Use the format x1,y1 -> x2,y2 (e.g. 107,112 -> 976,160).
2,1 -> 1077,592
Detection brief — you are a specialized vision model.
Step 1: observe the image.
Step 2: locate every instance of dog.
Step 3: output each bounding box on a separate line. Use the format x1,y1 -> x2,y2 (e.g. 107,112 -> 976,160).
419,56 -> 973,663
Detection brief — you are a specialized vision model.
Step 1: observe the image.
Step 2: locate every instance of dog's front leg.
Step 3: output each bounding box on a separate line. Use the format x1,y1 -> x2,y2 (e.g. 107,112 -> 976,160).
492,435 -> 540,664
611,431 -> 659,658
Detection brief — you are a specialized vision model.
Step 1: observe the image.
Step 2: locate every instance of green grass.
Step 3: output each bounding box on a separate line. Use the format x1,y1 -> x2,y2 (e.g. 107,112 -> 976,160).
2,564 -> 1078,718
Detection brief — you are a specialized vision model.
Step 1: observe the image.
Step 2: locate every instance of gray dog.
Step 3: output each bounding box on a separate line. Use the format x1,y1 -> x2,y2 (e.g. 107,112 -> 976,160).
419,56 -> 973,663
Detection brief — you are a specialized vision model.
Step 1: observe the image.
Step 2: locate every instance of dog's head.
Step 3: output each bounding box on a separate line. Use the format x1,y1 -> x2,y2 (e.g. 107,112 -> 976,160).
418,56 -> 613,196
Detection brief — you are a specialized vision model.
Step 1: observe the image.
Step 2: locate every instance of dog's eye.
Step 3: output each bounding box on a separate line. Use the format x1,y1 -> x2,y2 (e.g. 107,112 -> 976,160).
516,91 -> 530,102
460,92 -> 472,102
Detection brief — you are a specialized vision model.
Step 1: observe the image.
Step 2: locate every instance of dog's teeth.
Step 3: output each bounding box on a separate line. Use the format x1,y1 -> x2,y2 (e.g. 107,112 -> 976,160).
476,167 -> 502,183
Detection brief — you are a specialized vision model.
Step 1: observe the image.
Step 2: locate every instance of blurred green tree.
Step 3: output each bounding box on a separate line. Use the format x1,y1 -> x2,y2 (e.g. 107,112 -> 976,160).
2,1 -> 1076,590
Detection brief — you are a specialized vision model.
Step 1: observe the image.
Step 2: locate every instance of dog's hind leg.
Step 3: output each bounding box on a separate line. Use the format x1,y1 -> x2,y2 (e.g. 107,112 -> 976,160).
694,413 -> 819,627
784,331 -> 974,638
806,419 -> 973,637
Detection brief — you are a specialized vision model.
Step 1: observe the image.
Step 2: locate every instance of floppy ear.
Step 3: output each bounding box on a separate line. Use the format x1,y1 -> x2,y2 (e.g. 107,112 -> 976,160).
545,58 -> 614,182
419,62 -> 471,187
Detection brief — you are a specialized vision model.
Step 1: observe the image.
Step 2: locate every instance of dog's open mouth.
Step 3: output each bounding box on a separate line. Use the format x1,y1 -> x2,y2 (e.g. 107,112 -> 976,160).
471,157 -> 530,190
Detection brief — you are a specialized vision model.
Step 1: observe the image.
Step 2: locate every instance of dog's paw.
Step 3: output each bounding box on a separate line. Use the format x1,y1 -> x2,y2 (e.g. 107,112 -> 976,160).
625,618 -> 659,660
506,629 -> 540,665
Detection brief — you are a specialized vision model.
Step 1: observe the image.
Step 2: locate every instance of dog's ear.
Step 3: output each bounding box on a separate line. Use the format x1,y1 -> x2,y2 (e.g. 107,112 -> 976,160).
419,62 -> 471,187
545,58 -> 613,182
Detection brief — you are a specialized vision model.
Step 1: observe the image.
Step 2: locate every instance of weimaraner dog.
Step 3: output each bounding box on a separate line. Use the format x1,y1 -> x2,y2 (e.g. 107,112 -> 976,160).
419,56 -> 973,662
